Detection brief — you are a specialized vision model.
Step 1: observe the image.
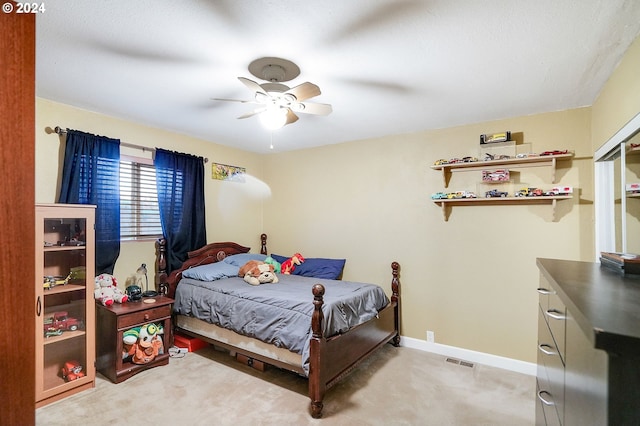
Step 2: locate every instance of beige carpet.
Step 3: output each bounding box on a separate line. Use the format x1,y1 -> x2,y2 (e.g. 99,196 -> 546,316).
36,344 -> 535,425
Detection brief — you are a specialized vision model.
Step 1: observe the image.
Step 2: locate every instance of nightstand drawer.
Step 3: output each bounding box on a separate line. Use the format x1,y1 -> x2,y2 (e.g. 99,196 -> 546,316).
117,305 -> 171,329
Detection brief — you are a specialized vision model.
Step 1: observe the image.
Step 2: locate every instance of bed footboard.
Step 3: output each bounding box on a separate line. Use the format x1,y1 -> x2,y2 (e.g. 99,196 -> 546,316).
308,261 -> 401,418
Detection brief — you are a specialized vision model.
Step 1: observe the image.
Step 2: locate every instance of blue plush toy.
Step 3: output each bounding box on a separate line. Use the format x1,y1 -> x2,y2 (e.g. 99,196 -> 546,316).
264,256 -> 281,274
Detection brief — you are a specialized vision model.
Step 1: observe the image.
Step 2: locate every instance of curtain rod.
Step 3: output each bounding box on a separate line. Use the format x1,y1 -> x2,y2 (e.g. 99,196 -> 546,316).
53,126 -> 209,163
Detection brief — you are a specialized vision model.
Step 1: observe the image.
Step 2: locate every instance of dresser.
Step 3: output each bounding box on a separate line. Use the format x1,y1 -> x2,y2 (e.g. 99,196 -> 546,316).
536,258 -> 640,425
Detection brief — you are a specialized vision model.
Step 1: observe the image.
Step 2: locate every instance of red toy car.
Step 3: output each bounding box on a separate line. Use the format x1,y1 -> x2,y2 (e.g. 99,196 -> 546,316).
539,150 -> 569,156
61,360 -> 85,381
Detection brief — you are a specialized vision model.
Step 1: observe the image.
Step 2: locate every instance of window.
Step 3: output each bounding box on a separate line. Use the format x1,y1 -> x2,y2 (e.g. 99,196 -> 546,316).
119,155 -> 163,240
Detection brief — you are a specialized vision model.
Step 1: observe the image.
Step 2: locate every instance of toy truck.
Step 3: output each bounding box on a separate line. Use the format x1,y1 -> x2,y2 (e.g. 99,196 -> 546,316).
43,311 -> 83,336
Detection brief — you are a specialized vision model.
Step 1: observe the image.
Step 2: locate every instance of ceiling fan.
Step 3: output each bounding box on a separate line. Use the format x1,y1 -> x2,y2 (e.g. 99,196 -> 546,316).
214,57 -> 332,130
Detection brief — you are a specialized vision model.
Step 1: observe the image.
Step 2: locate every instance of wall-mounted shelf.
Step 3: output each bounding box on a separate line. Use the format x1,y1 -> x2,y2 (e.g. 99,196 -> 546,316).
431,153 -> 574,188
432,195 -> 572,222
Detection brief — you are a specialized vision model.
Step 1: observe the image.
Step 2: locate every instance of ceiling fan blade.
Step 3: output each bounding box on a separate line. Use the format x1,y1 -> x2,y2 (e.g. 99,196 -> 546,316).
238,77 -> 269,97
292,102 -> 333,116
285,82 -> 321,101
212,98 -> 258,104
284,109 -> 299,126
237,107 -> 267,119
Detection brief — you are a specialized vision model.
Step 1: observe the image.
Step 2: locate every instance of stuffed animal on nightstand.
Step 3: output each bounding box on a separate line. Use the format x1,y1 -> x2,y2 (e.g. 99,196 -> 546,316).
281,253 -> 305,274
94,274 -> 128,306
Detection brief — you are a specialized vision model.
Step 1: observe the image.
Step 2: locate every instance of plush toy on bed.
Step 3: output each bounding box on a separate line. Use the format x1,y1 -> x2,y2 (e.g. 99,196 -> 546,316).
239,260 -> 279,285
94,273 -> 128,306
264,256 -> 282,274
281,253 -> 305,275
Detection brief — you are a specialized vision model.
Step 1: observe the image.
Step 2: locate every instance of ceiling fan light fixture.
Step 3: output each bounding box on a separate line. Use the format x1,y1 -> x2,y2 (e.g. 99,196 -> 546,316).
259,106 -> 288,130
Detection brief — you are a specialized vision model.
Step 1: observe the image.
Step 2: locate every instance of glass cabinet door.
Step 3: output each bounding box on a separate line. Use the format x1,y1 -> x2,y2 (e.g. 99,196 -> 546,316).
35,204 -> 95,407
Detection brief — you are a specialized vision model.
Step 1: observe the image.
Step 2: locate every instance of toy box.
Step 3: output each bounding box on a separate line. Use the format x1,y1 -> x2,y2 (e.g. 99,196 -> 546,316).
173,332 -> 208,352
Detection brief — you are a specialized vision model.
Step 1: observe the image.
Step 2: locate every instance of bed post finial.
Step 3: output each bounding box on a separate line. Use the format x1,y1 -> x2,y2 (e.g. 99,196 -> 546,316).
155,238 -> 168,295
311,284 -> 325,339
390,261 -> 401,346
260,233 -> 267,255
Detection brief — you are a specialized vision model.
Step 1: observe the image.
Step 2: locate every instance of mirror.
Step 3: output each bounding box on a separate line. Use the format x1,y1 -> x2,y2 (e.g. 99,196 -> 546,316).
626,133 -> 640,253
594,112 -> 640,257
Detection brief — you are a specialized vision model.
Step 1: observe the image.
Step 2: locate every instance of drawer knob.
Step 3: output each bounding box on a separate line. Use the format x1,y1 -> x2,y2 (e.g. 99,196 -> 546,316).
537,390 -> 555,406
538,344 -> 557,356
536,287 -> 555,295
144,314 -> 150,321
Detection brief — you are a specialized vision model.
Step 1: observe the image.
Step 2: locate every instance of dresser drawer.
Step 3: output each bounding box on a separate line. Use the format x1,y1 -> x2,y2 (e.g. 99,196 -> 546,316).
545,291 -> 566,363
538,305 -> 564,424
537,276 -> 556,312
117,305 -> 171,329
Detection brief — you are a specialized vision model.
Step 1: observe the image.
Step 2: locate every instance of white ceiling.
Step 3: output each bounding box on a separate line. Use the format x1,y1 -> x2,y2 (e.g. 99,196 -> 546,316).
36,1 -> 640,154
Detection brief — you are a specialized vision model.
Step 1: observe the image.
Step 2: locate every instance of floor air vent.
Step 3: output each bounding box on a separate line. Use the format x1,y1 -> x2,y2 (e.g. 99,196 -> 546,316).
445,357 -> 475,368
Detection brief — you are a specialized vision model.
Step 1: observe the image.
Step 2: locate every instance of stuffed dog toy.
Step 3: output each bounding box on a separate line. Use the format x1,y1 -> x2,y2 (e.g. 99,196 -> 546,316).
239,260 -> 279,286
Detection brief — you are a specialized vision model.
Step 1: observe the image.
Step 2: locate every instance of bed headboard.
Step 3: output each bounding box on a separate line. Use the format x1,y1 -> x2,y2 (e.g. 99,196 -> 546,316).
155,234 -> 267,298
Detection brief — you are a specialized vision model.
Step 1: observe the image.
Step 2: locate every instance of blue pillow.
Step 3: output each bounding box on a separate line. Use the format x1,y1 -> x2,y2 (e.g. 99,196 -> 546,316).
270,254 -> 346,280
222,253 -> 267,268
182,261 -> 239,281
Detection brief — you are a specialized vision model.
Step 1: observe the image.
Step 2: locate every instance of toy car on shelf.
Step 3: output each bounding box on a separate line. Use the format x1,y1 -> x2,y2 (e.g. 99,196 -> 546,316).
461,156 -> 478,163
546,186 -> 574,196
451,191 -> 477,199
516,187 -> 543,197
539,150 -> 569,156
433,159 -> 449,166
483,153 -> 512,161
516,153 -> 540,158
61,360 -> 85,382
43,311 -> 83,337
626,183 -> 640,193
482,169 -> 510,182
485,189 -> 509,198
431,192 -> 449,200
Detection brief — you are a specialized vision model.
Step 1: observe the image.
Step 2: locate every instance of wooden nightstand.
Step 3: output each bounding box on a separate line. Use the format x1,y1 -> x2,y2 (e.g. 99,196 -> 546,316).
96,296 -> 173,383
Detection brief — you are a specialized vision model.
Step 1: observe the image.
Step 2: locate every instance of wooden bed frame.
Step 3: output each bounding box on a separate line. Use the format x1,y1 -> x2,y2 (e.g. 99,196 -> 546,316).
155,234 -> 400,418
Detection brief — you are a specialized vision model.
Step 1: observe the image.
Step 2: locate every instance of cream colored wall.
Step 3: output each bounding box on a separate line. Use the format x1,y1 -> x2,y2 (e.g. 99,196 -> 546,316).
35,98 -> 264,290
591,35 -> 640,255
263,108 -> 592,363
591,35 -> 640,150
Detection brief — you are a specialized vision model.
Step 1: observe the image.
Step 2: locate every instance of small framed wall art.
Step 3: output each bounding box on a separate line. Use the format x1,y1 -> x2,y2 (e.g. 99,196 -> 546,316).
212,162 -> 246,182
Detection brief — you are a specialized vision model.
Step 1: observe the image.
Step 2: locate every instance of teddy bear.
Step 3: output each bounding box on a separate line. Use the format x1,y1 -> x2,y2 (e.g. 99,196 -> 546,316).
281,253 -> 305,274
238,260 -> 279,285
94,273 -> 128,306
122,323 -> 164,364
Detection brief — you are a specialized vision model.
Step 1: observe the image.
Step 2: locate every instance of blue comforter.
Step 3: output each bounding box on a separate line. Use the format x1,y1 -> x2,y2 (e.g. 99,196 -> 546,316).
173,274 -> 390,374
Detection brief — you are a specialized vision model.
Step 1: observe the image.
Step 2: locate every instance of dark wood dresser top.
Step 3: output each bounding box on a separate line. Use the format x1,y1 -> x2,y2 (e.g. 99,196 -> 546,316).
537,258 -> 640,356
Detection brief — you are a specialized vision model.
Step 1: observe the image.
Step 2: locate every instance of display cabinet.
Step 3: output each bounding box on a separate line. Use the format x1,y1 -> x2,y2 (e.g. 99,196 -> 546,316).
35,204 -> 96,407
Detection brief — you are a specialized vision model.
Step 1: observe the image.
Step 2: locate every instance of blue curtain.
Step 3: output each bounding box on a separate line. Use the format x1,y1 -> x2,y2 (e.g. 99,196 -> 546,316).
154,148 -> 206,273
58,129 -> 121,274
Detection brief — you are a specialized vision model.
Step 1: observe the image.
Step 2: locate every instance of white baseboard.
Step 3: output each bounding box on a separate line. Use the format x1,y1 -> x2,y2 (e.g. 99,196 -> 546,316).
400,336 -> 537,376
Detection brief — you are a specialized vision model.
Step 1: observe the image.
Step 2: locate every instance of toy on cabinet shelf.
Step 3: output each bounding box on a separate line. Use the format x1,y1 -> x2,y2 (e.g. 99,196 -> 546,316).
61,360 -> 85,382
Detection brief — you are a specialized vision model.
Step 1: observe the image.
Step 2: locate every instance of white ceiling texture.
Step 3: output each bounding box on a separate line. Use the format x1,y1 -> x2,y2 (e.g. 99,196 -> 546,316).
36,1 -> 640,153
